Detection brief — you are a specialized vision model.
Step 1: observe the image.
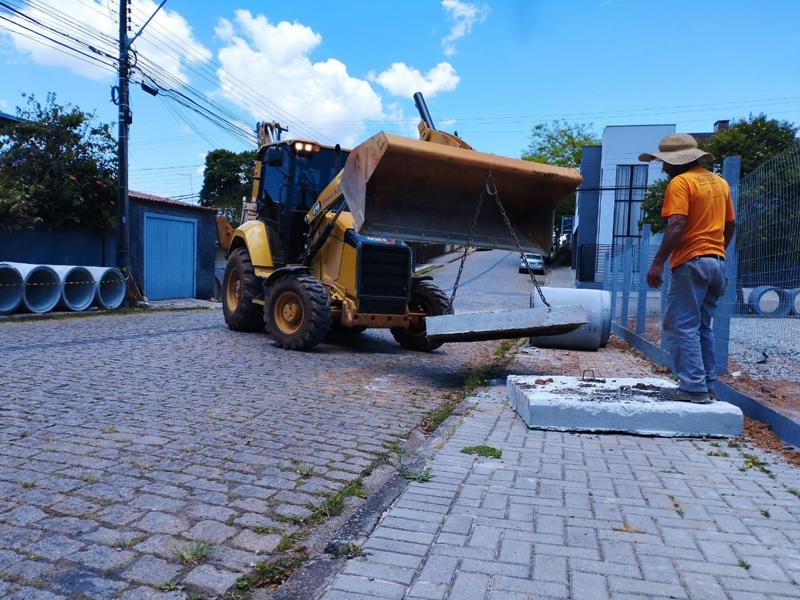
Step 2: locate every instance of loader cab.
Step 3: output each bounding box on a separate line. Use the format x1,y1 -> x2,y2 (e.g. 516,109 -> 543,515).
257,140 -> 350,264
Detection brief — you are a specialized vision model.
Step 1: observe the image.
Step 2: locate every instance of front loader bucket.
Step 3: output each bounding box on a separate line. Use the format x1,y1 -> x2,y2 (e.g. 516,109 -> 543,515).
340,132 -> 582,253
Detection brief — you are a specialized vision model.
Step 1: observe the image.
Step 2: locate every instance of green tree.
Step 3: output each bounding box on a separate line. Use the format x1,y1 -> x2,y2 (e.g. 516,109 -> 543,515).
701,114 -> 798,177
522,120 -> 599,246
199,149 -> 256,225
0,93 -> 117,231
638,178 -> 669,234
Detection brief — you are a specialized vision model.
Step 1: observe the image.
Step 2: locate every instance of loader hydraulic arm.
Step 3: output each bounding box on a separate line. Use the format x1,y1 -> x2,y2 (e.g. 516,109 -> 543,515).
413,92 -> 473,150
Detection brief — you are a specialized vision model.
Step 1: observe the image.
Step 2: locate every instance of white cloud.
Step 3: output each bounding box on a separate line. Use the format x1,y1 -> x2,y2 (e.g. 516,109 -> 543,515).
373,62 -> 460,98
441,0 -> 490,56
0,99 -> 8,112
215,10 -> 383,146
0,0 -> 209,83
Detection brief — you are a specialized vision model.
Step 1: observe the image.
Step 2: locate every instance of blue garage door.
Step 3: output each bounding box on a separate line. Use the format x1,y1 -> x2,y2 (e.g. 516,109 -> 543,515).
144,213 -> 197,300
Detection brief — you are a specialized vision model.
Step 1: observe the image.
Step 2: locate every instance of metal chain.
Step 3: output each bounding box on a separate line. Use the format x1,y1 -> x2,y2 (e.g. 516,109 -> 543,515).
484,174 -> 550,308
449,187 -> 486,306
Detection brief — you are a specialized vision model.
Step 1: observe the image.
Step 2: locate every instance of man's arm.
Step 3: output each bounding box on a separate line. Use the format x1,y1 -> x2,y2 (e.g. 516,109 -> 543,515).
646,214 -> 688,288
724,220 -> 736,248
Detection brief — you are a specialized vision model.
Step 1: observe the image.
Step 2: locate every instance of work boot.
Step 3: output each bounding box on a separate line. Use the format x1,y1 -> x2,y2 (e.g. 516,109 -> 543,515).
660,387 -> 713,404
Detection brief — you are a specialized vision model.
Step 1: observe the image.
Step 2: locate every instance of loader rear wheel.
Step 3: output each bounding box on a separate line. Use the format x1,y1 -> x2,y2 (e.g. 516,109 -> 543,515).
223,247 -> 264,332
264,275 -> 331,351
391,280 -> 452,352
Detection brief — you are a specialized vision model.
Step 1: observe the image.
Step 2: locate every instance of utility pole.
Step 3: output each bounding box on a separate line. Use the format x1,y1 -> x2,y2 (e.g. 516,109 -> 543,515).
115,0 -> 166,273
116,0 -> 131,272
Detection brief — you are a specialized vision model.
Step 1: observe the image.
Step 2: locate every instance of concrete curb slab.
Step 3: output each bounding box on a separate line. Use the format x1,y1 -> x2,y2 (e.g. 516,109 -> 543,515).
507,375 -> 743,437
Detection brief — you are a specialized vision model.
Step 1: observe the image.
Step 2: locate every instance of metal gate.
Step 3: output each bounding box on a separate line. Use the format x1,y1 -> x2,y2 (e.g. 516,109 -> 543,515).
144,213 -> 197,300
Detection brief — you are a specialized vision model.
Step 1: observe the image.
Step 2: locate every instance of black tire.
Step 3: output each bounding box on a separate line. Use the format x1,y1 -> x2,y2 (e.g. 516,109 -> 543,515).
391,280 -> 452,352
222,247 -> 264,332
264,275 -> 331,350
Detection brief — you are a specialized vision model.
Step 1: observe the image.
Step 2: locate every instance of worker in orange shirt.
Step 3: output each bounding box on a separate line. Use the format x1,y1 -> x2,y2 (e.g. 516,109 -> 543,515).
640,134 -> 736,403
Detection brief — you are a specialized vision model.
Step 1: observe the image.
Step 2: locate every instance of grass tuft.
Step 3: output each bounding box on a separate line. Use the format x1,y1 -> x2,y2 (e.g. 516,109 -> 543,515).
461,445 -> 502,459
234,556 -> 304,591
175,541 -> 213,565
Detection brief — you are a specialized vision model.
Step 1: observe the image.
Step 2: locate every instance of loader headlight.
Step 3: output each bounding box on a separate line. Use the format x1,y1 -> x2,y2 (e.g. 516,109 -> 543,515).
293,141 -> 320,157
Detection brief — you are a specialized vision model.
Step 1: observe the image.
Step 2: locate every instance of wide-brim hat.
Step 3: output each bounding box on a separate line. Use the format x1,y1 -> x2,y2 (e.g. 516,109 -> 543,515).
639,133 -> 715,165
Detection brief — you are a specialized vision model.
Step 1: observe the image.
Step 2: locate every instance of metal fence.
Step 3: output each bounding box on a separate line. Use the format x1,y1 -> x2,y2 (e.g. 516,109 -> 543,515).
604,147 -> 800,387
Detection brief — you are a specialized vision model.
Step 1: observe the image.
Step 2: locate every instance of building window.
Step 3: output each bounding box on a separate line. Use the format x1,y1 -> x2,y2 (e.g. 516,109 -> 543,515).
613,164 -> 648,241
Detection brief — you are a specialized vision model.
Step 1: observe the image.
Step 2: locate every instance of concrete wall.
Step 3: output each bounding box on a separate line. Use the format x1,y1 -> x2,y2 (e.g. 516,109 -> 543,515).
597,125 -> 674,246
129,200 -> 216,300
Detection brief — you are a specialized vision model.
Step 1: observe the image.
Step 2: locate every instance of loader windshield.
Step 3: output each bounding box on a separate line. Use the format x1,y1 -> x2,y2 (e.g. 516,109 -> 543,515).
296,148 -> 349,210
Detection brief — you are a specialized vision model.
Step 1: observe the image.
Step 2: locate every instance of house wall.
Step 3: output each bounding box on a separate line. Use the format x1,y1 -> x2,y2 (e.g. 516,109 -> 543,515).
597,125 -> 674,246
0,226 -> 115,266
129,200 -> 216,300
572,145 -> 602,275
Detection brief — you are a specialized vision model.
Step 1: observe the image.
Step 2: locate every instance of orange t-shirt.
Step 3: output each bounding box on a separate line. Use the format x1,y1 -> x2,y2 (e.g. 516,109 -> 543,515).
661,167 -> 735,269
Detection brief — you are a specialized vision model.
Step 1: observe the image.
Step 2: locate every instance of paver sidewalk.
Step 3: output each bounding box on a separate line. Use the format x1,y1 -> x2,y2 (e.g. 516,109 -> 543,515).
320,346 -> 800,600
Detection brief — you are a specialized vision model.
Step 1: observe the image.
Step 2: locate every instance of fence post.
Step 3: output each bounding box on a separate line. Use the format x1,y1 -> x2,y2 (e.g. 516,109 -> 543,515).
636,226 -> 651,334
620,238 -> 634,329
713,155 -> 741,375
660,259 -> 671,352
609,246 -> 619,324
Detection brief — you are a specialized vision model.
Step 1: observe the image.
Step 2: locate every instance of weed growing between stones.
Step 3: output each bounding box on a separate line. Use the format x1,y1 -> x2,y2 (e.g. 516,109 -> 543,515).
382,442 -> 432,482
421,339 -> 519,435
233,556 -> 305,592
175,541 -> 213,565
329,540 -> 364,558
461,445 -> 502,459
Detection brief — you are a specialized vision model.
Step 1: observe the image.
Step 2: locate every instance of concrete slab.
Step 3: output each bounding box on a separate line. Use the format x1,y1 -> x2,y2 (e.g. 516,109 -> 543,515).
426,305 -> 587,344
506,375 -> 743,437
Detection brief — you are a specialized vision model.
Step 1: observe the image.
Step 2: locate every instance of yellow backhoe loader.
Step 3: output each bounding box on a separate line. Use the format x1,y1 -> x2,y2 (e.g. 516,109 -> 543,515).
219,93 -> 583,351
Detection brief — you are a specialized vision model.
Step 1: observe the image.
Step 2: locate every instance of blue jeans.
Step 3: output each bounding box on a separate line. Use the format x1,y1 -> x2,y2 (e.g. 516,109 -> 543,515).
663,256 -> 727,393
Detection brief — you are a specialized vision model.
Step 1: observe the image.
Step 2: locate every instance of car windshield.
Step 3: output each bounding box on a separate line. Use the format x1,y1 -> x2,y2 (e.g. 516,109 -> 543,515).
523,253 -> 543,261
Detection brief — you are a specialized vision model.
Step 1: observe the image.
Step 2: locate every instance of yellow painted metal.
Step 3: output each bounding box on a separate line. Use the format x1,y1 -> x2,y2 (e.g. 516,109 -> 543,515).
226,266 -> 241,310
312,212 -> 358,308
273,290 -> 304,335
340,132 -> 582,254
230,220 -> 274,268
306,171 -> 345,225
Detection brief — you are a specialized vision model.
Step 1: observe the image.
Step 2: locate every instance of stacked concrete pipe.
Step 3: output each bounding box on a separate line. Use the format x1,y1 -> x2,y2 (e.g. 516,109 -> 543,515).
747,286 -> 792,316
46,265 -> 96,311
787,288 -> 800,316
0,263 -> 24,315
529,287 -> 612,351
2,262 -> 61,313
86,266 -> 126,309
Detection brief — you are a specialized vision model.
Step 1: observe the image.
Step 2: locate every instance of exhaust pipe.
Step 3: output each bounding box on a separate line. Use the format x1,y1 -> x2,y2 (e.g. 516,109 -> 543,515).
86,266 -> 126,309
3,262 -> 61,313
0,263 -> 24,315
46,265 -> 96,311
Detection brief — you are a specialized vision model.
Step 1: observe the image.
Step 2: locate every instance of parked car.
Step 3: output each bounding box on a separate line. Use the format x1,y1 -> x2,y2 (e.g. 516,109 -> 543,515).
519,252 -> 546,274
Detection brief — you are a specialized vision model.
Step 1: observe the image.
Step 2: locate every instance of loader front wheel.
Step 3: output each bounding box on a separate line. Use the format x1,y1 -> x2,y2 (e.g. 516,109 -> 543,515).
264,275 -> 331,351
391,280 -> 452,352
223,247 -> 264,332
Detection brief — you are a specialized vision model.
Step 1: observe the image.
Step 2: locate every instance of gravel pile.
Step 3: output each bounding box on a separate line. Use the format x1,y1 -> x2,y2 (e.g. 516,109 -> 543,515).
729,317 -> 800,382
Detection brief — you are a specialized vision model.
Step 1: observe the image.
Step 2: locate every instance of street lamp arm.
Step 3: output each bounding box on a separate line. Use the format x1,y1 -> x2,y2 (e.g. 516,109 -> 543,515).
128,0 -> 167,48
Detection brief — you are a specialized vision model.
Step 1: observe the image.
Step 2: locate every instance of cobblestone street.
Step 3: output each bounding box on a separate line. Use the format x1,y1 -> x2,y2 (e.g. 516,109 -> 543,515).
0,250 -> 526,599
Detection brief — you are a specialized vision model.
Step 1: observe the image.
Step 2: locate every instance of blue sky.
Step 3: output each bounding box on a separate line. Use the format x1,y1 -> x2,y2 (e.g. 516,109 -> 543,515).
1,0 -> 799,201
